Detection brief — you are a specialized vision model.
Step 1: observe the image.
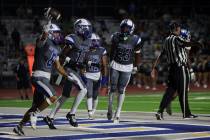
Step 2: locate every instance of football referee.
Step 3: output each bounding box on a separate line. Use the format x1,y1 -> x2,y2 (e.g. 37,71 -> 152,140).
151,22 -> 202,120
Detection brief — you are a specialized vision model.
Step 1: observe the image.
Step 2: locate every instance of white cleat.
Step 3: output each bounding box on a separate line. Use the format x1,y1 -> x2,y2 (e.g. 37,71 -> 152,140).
88,111 -> 94,120
113,117 -> 120,124
30,112 -> 37,130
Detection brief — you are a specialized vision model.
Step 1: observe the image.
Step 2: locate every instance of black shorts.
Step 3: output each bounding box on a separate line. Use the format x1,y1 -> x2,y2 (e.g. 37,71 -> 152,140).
17,80 -> 30,89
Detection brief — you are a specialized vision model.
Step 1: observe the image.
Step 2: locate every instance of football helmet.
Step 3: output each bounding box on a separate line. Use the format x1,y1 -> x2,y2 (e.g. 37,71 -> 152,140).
90,33 -> 101,48
120,19 -> 135,35
44,23 -> 62,44
180,29 -> 191,42
74,18 -> 92,39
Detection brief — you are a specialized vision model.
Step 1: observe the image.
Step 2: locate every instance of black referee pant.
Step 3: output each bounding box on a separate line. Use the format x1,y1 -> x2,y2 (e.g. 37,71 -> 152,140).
158,64 -> 191,117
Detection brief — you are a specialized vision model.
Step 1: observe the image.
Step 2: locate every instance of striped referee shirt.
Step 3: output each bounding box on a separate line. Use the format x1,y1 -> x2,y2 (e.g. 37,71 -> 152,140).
162,34 -> 188,66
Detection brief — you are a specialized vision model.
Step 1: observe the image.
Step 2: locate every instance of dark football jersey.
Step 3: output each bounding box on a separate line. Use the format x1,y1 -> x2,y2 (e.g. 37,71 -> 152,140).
64,34 -> 91,69
32,38 -> 61,73
85,46 -> 107,73
111,32 -> 142,65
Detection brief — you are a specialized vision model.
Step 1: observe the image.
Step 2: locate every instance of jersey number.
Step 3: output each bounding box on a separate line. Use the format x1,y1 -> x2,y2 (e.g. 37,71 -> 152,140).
46,52 -> 57,68
117,48 -> 132,61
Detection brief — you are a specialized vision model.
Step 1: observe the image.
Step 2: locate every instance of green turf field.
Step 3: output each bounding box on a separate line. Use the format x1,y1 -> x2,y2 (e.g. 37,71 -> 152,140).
0,92 -> 209,114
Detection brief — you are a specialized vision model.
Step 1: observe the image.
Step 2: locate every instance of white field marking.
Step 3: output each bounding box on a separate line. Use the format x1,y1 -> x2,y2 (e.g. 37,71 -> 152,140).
176,131 -> 210,140
2,125 -> 171,140
0,131 -> 33,139
0,108 -> 210,116
1,111 -> 210,127
74,131 -> 210,140
194,97 -> 210,100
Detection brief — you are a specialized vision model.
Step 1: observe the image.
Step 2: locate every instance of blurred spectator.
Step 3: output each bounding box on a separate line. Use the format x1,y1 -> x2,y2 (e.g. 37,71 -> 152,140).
13,58 -> 30,100
99,20 -> 109,33
33,16 -> 42,34
26,6 -> 33,18
11,27 -> 21,52
128,1 -> 136,17
16,5 -> 25,18
0,21 -> 8,46
0,21 -> 8,37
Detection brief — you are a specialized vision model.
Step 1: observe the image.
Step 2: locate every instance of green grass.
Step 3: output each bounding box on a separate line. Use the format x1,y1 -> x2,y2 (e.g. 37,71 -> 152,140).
0,92 -> 210,114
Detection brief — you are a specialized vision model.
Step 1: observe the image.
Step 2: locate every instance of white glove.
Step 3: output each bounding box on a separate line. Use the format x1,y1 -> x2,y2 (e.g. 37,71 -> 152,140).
87,61 -> 92,66
63,57 -> 70,66
132,67 -> 138,74
43,22 -> 52,33
190,69 -> 196,82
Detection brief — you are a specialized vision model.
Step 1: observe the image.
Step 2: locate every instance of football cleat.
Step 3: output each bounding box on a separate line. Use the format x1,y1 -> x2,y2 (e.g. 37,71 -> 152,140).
88,111 -> 94,120
183,114 -> 198,119
155,112 -> 164,120
66,113 -> 78,127
13,125 -> 24,136
43,116 -> 56,129
113,117 -> 120,124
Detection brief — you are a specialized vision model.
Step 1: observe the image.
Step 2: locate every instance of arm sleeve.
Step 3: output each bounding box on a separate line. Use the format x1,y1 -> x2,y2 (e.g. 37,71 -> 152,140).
134,37 -> 143,53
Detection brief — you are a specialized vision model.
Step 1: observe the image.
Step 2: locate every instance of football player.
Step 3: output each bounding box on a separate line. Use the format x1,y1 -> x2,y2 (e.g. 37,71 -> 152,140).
84,33 -> 108,119
107,19 -> 143,123
43,18 -> 92,128
13,23 -> 71,135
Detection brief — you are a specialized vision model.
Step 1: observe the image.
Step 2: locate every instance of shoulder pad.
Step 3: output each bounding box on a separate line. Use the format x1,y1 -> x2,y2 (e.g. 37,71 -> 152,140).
65,34 -> 76,46
133,34 -> 142,45
111,32 -> 120,43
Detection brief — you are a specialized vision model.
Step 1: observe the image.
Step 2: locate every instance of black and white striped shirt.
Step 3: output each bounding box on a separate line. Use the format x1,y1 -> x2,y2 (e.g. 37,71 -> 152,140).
162,34 -> 188,66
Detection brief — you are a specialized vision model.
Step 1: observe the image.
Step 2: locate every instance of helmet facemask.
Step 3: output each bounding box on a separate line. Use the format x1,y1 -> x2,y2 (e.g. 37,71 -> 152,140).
90,33 -> 100,49
120,19 -> 135,38
74,19 -> 92,39
46,24 -> 62,44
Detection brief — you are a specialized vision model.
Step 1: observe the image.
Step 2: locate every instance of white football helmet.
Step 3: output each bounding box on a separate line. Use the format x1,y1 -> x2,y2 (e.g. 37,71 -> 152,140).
74,18 -> 92,39
90,33 -> 101,48
120,19 -> 135,35
44,23 -> 61,44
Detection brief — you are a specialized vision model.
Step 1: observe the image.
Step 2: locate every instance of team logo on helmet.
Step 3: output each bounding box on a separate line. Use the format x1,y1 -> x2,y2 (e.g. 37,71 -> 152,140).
44,23 -> 62,44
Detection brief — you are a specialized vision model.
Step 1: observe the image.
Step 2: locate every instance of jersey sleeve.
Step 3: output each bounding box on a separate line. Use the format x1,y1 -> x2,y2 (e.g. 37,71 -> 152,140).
65,34 -> 76,49
175,36 -> 185,47
111,32 -> 119,45
100,47 -> 107,56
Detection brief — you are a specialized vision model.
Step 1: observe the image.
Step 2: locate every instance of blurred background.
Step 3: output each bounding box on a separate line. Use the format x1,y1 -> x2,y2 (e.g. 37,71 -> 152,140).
0,0 -> 210,99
